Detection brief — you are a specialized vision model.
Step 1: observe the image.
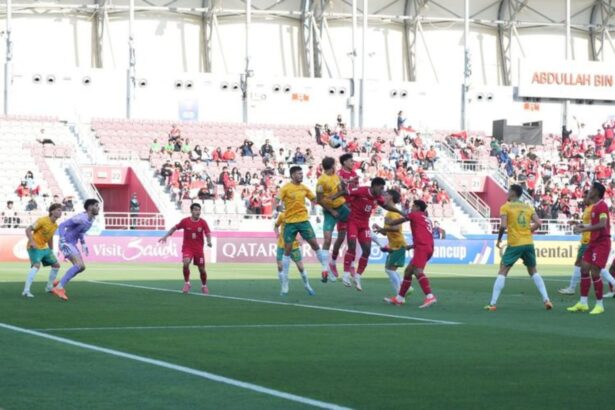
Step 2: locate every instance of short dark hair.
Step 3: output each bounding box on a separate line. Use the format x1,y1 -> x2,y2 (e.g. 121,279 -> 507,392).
593,181 -> 606,199
190,203 -> 201,211
289,166 -> 302,175
509,184 -> 523,199
371,177 -> 386,187
322,157 -> 335,171
386,189 -> 401,204
7,200 -> 13,206
48,203 -> 62,215
339,153 -> 353,165
413,199 -> 427,212
84,199 -> 99,211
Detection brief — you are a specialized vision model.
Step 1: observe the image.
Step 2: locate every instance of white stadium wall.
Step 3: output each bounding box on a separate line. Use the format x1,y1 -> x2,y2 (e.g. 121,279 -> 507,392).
1,0 -> 615,133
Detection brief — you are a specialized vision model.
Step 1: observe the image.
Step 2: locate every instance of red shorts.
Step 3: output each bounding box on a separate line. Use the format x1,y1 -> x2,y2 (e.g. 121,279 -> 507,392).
336,221 -> 347,231
346,222 -> 371,245
410,245 -> 433,269
583,241 -> 611,269
182,249 -> 205,266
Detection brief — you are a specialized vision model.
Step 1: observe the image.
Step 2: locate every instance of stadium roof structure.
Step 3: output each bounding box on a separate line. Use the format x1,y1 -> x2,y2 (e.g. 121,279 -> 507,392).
2,0 -> 614,84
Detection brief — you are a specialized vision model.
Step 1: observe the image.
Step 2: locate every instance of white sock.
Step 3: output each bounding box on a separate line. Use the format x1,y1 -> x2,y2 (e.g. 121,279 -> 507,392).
316,249 -> 328,271
299,270 -> 309,286
568,266 -> 581,289
580,296 -> 588,305
532,273 -> 550,302
282,255 -> 291,277
600,269 -> 615,286
24,267 -> 39,293
385,269 -> 401,292
595,299 -> 604,308
277,270 -> 284,286
490,275 -> 506,305
47,268 -> 60,288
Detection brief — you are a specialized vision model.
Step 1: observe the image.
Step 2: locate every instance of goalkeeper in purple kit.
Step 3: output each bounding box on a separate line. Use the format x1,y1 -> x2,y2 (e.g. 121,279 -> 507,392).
51,199 -> 100,301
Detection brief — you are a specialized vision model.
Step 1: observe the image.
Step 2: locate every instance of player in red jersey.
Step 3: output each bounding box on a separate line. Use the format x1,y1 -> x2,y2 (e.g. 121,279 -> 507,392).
328,153 -> 360,277
568,182 -> 611,314
331,177 -> 402,291
384,199 -> 437,308
159,203 -> 212,294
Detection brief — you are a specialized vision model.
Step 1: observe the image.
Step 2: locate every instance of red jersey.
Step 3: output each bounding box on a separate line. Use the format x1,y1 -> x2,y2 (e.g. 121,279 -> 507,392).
175,217 -> 211,251
590,200 -> 611,244
408,211 -> 434,248
338,167 -> 359,203
347,186 -> 385,228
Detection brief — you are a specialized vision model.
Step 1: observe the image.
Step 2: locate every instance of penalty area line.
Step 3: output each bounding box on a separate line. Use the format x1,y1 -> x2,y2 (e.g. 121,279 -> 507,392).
88,280 -> 462,325
0,322 -> 351,410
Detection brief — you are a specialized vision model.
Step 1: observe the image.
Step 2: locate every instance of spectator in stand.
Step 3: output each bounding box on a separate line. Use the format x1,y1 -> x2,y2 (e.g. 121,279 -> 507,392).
305,148 -> 315,165
150,139 -> 162,153
201,147 -> 212,165
160,159 -> 173,181
224,146 -> 237,163
397,111 -> 407,132
261,191 -> 273,217
163,139 -> 174,154
16,180 -> 31,199
129,193 -> 140,230
490,138 -> 501,156
212,147 -> 223,164
25,198 -> 38,212
240,171 -> 252,186
426,146 -> 438,169
260,139 -> 274,161
595,159 -> 610,181
413,132 -> 424,149
24,171 -> 40,196
277,162 -> 286,176
562,124 -> 572,145
231,167 -> 241,181
238,139 -> 255,158
190,145 -> 203,161
1,201 -> 20,228
173,137 -> 182,152
346,137 -> 360,153
52,195 -> 62,205
36,128 -> 55,146
249,191 -> 262,215
292,147 -> 306,165
219,166 -> 230,186
363,136 -> 373,153
181,139 -> 192,154
336,114 -> 343,126
313,124 -> 325,147
432,221 -> 446,239
435,190 -> 449,204
168,124 -> 181,143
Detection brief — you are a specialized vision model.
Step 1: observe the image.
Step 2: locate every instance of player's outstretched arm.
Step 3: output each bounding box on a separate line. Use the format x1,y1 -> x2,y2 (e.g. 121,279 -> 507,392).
386,217 -> 406,227
380,203 -> 403,215
159,227 -> 178,243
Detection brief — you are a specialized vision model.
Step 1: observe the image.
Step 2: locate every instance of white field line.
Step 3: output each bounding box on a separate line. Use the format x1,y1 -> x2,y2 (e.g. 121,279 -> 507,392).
0,322 -> 351,410
37,322 -> 446,332
88,280 -> 462,325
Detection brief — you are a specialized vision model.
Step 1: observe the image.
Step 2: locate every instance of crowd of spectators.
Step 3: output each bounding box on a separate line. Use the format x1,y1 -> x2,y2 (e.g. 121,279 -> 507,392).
491,120 -> 615,221
154,118 -> 450,217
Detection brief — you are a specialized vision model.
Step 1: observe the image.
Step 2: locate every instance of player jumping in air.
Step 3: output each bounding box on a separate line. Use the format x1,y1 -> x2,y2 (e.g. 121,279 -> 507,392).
159,203 -> 212,294
384,199 -> 437,308
274,211 -> 314,295
331,177 -> 402,291
568,182 -> 611,314
372,189 -> 410,294
485,185 -> 553,311
22,203 -> 63,298
328,153 -> 359,278
316,156 -> 350,283
559,190 -> 615,296
51,199 -> 100,301
276,166 -> 331,293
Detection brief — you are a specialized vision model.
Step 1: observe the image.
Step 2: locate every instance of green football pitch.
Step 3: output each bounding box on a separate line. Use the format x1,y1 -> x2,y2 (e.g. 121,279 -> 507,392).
1,262 -> 613,410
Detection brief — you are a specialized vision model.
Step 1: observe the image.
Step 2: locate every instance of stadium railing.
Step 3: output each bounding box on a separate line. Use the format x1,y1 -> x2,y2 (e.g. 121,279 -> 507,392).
104,212 -> 166,230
